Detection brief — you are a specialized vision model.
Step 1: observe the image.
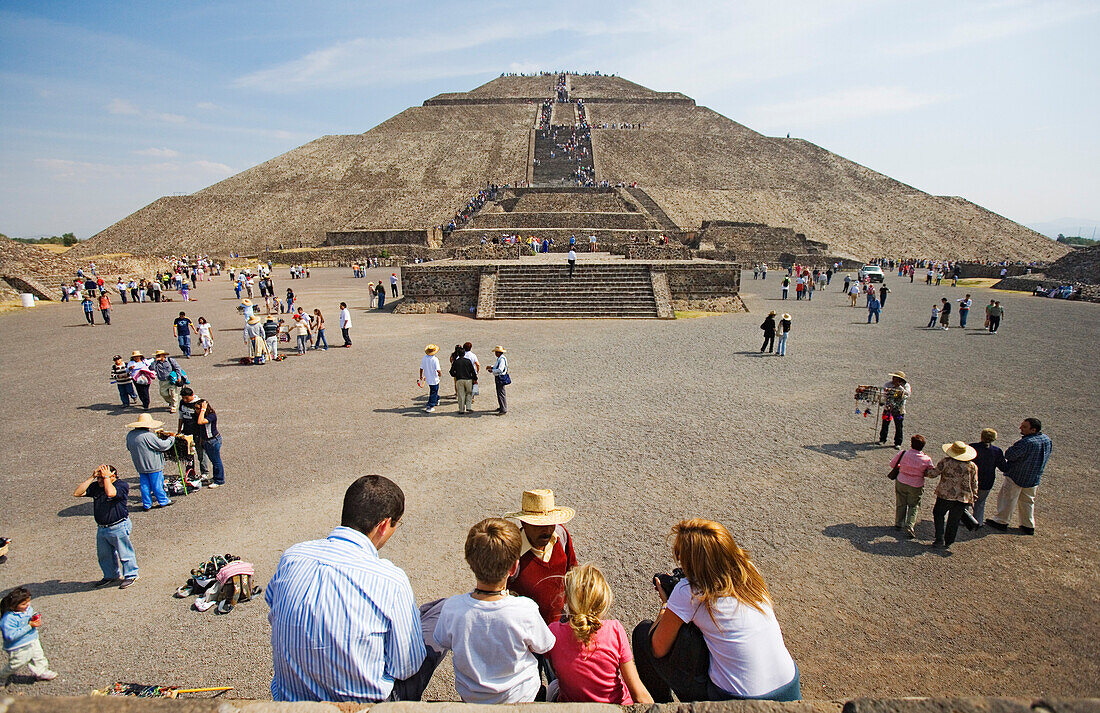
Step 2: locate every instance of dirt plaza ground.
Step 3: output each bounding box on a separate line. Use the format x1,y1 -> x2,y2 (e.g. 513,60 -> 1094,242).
0,260 -> 1097,700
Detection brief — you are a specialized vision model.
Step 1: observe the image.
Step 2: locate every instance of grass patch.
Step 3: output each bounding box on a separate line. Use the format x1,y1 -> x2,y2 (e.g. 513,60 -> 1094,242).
955,278 -> 1000,288
36,244 -> 72,254
675,310 -> 727,319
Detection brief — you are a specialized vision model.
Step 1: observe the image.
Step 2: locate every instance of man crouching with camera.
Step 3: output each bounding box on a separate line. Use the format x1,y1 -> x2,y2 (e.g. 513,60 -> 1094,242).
73,465 -> 140,590
631,519 -> 800,702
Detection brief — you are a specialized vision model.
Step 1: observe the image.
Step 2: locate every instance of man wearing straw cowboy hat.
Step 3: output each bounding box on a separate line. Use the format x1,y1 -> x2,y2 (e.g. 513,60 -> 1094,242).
878,371 -> 911,449
505,489 -> 578,624
124,413 -> 176,511
419,344 -> 442,413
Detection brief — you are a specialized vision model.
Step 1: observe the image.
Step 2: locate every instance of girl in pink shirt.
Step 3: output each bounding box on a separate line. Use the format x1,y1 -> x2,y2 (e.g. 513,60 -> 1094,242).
548,564 -> 653,704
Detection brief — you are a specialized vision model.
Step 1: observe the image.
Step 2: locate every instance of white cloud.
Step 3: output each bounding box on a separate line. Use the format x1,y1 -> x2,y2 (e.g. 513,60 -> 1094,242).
886,0 -> 1100,56
233,20 -> 579,91
191,160 -> 233,175
133,147 -> 181,158
105,98 -> 187,124
745,87 -> 943,128
106,98 -> 140,115
35,157 -> 232,182
195,102 -> 219,110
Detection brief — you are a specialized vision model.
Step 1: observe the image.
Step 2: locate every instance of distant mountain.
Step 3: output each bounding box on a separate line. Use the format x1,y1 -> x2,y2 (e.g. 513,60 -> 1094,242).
1026,218 -> 1100,240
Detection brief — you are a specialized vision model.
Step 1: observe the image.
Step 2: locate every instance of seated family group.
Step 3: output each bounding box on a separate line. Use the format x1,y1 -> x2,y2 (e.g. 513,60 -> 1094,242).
265,477 -> 801,705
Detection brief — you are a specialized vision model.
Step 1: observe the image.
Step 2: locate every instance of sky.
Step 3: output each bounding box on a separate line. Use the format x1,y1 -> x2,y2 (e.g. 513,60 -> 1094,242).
1,0 -> 1098,240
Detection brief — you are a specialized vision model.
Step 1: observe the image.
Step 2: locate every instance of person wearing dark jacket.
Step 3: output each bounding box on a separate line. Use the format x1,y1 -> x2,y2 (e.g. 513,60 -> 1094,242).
450,349 -> 477,414
760,311 -> 776,353
969,428 -> 1007,525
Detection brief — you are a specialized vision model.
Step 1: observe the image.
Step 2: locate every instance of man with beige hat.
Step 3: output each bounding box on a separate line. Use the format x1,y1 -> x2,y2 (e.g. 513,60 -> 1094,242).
505,489 -> 577,623
124,413 -> 176,511
489,346 -> 509,414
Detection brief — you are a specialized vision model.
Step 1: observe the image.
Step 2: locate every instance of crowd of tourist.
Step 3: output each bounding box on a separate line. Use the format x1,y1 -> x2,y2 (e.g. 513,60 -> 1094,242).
441,184 -> 501,234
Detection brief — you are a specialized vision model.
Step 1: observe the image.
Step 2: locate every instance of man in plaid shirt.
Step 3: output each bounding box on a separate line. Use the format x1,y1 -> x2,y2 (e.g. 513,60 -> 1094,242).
987,418 -> 1052,535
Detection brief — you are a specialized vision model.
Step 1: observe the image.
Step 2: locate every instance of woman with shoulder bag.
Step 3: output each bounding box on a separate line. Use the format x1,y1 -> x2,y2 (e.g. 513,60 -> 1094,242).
490,346 -> 510,414
632,519 -> 801,702
889,435 -> 936,538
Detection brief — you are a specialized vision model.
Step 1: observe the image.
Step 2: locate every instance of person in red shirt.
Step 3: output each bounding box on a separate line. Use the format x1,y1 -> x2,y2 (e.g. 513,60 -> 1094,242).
506,489 -> 577,624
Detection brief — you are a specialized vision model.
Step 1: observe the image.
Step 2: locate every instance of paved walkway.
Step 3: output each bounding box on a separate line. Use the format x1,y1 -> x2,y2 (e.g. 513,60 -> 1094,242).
0,267 -> 1096,699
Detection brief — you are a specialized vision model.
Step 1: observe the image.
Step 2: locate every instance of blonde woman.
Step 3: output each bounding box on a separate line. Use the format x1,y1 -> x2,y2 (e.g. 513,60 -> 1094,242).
633,519 -> 800,702
547,564 -> 652,704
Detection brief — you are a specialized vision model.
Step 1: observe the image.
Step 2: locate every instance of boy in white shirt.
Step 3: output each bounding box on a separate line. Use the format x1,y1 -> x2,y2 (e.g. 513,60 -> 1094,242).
434,518 -> 554,703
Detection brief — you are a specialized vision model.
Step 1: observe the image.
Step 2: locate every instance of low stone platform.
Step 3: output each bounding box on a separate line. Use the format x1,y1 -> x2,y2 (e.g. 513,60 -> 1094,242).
393,254 -> 743,318
3,697 -> 1095,713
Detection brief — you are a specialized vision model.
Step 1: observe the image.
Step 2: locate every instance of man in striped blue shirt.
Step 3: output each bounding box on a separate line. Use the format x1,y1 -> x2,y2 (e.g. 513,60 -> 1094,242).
266,475 -> 438,702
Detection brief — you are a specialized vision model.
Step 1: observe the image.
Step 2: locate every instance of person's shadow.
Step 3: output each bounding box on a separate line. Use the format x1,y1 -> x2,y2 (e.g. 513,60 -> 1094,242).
823,523 -> 936,557
76,403 -> 130,413
14,578 -> 101,598
803,441 -> 883,461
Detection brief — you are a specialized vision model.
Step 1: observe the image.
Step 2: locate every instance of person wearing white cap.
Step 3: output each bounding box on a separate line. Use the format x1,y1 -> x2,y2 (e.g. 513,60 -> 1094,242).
928,441 -> 979,550
505,489 -> 577,623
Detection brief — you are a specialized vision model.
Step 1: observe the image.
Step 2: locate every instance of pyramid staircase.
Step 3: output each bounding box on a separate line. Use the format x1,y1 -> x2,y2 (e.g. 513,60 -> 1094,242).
533,125 -> 594,187
492,264 -> 659,318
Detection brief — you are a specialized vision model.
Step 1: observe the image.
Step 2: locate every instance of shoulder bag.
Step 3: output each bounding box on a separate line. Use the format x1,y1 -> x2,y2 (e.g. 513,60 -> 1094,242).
887,450 -> 906,480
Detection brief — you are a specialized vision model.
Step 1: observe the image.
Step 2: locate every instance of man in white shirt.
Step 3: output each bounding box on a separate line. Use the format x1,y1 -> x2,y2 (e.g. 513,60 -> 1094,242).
567,249 -> 577,277
419,344 -> 442,413
339,302 -> 352,347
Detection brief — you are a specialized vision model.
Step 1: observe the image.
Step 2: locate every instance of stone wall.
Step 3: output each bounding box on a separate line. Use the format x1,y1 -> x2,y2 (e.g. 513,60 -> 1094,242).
453,245 -> 522,260
325,229 -> 442,248
397,264 -> 483,315
468,212 -> 653,230
260,246 -> 450,266
625,245 -> 691,260
476,269 -> 499,318
650,272 -> 674,318
954,263 -> 1037,278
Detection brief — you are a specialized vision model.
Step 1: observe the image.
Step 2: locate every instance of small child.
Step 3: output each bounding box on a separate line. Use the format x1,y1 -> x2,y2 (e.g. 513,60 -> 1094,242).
434,518 -> 554,703
548,563 -> 652,704
1,587 -> 58,683
927,304 -> 940,328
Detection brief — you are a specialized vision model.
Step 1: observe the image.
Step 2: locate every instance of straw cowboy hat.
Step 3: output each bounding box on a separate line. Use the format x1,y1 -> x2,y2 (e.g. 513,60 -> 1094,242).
768,310 -> 776,316
130,350 -> 144,359
889,371 -> 908,382
241,299 -> 252,305
506,489 -> 575,526
154,349 -> 168,357
126,413 -> 164,430
492,345 -> 507,354
247,315 -> 261,325
425,344 -> 438,355
942,441 -> 977,461
781,313 -> 791,320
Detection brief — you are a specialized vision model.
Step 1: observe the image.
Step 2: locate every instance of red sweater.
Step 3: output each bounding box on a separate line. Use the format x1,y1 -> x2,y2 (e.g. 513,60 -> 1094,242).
508,526 -> 577,623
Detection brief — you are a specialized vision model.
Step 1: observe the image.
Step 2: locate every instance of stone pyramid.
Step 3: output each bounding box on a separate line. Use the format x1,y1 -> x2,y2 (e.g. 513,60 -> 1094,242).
71,73 -> 1066,262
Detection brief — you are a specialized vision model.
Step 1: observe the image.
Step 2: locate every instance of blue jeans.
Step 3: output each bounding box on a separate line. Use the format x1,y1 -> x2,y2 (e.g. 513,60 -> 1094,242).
777,333 -> 788,355
296,335 -> 308,354
314,329 -> 328,349
96,518 -> 138,579
178,334 -> 191,357
138,471 -> 171,508
960,309 -> 969,327
116,382 -> 137,406
427,383 -> 440,409
868,308 -> 880,323
201,435 -> 225,485
708,666 -> 801,702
